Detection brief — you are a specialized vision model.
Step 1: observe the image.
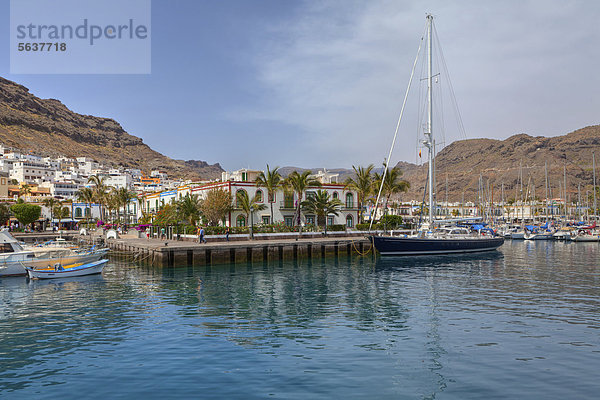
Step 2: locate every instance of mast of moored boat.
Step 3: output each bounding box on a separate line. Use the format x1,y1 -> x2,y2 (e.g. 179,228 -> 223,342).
426,14 -> 434,225
593,152 -> 597,221
545,161 -> 549,223
564,163 -> 568,219
578,183 -> 582,221
501,182 -> 505,221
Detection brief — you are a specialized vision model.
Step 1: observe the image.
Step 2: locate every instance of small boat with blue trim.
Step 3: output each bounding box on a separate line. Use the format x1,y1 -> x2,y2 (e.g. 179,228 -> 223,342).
25,259 -> 108,279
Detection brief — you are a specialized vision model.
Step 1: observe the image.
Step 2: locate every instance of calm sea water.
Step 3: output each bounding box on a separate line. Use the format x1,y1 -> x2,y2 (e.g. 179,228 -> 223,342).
1,241 -> 599,399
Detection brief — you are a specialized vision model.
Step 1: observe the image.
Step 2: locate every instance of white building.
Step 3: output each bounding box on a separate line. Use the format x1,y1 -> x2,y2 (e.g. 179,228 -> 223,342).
39,181 -> 80,199
9,160 -> 55,184
221,168 -> 262,182
312,169 -> 339,184
104,169 -> 133,189
140,178 -> 360,228
54,170 -> 82,183
76,157 -> 100,174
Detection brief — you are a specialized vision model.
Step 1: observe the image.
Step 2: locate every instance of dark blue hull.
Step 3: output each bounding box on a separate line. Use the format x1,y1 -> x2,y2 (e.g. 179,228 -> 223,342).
371,235 -> 504,256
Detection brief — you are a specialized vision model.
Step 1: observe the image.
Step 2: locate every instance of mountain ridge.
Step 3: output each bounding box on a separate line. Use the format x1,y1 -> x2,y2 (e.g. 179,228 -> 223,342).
2,76 -> 599,202
396,125 -> 600,202
0,76 -> 223,180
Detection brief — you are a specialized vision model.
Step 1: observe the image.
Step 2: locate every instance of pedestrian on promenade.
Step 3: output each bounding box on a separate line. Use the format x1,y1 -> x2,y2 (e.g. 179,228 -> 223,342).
199,226 -> 207,244
225,227 -> 230,242
161,227 -> 166,240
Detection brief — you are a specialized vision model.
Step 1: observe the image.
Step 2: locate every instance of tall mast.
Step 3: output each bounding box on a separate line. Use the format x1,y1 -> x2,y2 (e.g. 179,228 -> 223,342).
545,161 -> 548,221
578,183 -> 581,220
563,163 -> 567,218
519,162 -> 524,224
593,152 -> 597,221
501,182 -> 505,220
445,173 -> 448,217
426,14 -> 434,224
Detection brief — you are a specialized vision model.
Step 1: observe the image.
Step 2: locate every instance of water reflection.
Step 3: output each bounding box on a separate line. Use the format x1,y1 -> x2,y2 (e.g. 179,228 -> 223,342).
1,243 -> 599,399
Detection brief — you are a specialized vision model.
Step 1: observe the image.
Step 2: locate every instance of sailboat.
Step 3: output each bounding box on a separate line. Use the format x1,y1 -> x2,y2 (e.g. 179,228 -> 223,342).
371,15 -> 504,256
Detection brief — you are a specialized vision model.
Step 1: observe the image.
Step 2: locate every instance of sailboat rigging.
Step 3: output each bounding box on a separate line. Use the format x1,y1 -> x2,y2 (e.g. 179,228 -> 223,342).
371,14 -> 504,256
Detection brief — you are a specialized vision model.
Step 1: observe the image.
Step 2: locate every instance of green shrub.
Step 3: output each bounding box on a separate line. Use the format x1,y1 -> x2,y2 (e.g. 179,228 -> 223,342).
204,226 -> 249,235
327,224 -> 347,232
356,223 -> 378,230
378,215 -> 404,229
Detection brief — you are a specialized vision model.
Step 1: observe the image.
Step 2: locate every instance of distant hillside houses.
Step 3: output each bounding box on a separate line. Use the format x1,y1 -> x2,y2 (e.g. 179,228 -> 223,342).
0,143 -> 181,202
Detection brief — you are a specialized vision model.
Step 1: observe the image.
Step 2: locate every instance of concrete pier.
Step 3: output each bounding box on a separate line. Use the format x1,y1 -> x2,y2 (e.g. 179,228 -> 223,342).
99,236 -> 374,267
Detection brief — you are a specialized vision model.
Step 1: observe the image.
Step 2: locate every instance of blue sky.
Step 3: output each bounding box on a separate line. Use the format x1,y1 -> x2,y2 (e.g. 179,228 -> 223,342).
1,0 -> 599,172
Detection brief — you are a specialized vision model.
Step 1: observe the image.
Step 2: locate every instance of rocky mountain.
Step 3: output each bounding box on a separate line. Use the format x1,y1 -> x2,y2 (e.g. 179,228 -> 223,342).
0,77 -> 223,180
396,125 -> 600,203
277,125 -> 600,204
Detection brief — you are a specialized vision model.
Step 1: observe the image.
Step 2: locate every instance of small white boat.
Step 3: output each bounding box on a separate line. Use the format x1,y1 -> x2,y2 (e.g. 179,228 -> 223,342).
25,259 -> 108,279
553,228 -> 574,240
510,230 -> 525,240
524,232 -> 555,240
571,231 -> 600,242
499,225 -> 521,239
1,228 -> 109,277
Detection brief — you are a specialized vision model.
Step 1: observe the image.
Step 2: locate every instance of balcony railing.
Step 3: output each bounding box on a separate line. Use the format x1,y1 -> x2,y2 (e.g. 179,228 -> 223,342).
280,201 -> 295,210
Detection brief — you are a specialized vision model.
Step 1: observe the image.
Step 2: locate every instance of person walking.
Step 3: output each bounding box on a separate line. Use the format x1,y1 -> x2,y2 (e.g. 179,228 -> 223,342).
160,227 -> 166,240
199,226 -> 206,244
225,227 -> 230,242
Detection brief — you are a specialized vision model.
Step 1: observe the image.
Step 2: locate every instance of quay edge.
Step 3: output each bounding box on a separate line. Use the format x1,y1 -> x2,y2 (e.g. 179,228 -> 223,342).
97,236 -> 374,267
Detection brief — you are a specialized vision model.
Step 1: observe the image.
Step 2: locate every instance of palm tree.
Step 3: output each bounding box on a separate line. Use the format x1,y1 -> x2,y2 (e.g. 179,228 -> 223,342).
301,189 -> 343,235
87,175 -> 108,222
53,202 -> 70,230
374,167 -> 410,211
112,187 -> 137,224
284,170 -> 321,231
176,193 -> 202,227
76,187 -> 95,223
18,184 -> 32,199
105,190 -> 120,224
42,197 -> 60,230
344,164 -> 374,223
236,190 -> 266,239
255,164 -> 282,224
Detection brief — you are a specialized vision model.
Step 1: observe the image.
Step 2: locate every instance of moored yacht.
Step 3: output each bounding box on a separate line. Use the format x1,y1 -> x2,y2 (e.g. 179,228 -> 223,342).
370,15 -> 504,257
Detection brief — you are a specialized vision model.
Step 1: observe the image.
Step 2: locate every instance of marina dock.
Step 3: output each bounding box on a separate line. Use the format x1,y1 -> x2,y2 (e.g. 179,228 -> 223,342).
101,235 -> 373,267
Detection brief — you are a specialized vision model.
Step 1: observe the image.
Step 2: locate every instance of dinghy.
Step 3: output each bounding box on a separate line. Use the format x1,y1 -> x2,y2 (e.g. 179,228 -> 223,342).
25,259 -> 108,279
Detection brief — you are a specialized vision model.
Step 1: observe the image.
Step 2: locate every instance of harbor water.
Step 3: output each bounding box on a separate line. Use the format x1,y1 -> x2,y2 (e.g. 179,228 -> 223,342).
1,240 -> 599,399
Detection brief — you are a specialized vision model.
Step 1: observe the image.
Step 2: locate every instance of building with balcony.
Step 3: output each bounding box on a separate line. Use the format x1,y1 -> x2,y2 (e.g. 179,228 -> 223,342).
9,160 -> 55,184
139,176 -> 360,228
39,181 -> 80,199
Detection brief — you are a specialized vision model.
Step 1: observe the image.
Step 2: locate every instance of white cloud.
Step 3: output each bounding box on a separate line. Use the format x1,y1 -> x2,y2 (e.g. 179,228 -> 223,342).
242,0 -> 600,168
